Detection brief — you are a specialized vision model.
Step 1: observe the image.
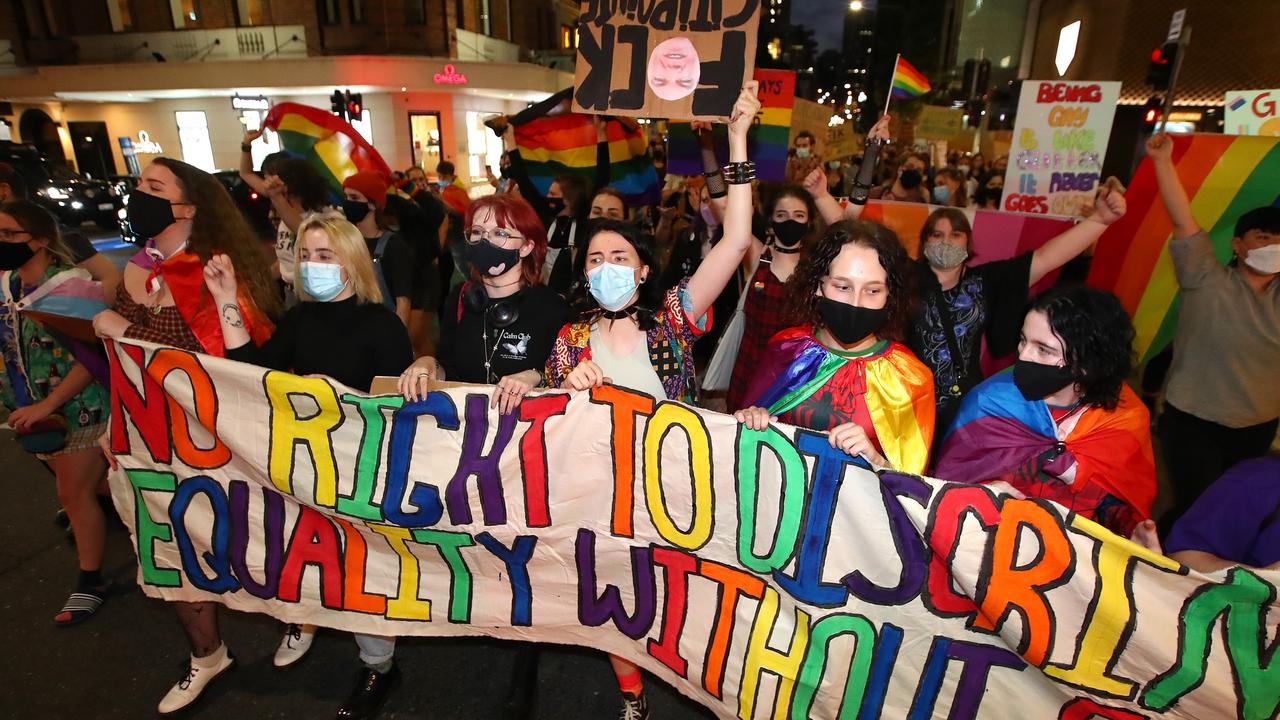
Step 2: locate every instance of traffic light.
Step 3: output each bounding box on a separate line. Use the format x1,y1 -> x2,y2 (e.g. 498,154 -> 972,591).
330,90 -> 346,121
1141,96 -> 1163,133
1146,42 -> 1178,90
346,92 -> 363,121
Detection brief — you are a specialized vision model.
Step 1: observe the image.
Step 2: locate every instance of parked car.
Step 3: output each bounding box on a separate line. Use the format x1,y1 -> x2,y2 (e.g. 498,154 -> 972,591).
0,141 -> 123,230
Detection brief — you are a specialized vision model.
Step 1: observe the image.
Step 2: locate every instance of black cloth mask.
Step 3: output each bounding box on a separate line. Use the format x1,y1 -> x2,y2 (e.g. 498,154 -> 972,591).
342,199 -> 373,224
899,169 -> 923,190
0,240 -> 36,271
771,219 -> 808,248
126,189 -> 177,240
545,197 -> 567,216
1012,359 -> 1076,401
817,296 -> 889,346
465,240 -> 523,277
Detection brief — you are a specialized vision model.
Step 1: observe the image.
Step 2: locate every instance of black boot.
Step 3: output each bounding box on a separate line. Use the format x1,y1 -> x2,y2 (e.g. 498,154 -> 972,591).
335,663 -> 400,720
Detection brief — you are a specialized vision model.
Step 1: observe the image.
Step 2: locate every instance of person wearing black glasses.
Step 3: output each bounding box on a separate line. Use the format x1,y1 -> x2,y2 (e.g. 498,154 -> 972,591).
399,193 -> 567,415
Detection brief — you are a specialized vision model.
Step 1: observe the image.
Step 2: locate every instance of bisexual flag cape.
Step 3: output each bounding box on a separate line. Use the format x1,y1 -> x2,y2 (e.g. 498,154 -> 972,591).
934,370 -> 1156,520
742,327 -> 936,475
132,248 -> 274,358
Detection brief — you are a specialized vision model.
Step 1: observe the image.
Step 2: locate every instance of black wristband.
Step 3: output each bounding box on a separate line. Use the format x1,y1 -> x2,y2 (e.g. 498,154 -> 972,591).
240,143 -> 252,153
849,181 -> 871,205
723,161 -> 756,185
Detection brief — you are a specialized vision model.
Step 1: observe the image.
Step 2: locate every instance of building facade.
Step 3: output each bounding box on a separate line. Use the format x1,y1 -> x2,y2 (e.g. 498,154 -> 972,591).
0,0 -> 579,186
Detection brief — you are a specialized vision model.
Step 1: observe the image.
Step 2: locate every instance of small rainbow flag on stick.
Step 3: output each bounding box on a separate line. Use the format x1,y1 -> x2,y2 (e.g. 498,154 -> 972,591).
263,102 -> 392,201
889,55 -> 930,101
1087,133 -> 1280,362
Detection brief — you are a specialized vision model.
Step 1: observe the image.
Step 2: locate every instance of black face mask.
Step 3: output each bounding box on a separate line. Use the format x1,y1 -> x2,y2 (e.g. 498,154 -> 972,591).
545,197 -> 567,216
1012,359 -> 1076,401
771,219 -> 808,248
899,169 -> 923,190
126,189 -> 177,240
817,296 -> 889,346
342,199 -> 372,225
0,240 -> 36,271
465,239 -> 523,277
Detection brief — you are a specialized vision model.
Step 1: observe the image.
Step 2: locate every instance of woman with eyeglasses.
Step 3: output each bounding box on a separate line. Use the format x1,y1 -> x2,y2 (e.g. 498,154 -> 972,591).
398,194 -> 566,415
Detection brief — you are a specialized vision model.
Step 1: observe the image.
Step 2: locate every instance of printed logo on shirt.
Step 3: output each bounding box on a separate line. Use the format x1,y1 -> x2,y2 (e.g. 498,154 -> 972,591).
499,332 -> 531,360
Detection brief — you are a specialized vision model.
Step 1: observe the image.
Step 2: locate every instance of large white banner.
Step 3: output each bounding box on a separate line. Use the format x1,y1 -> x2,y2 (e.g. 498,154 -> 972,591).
105,339 -> 1277,720
1002,80 -> 1121,218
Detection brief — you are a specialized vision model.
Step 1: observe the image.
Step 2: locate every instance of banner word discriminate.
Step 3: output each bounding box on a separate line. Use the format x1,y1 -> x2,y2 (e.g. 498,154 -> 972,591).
106,339 -> 1277,720
573,0 -> 761,120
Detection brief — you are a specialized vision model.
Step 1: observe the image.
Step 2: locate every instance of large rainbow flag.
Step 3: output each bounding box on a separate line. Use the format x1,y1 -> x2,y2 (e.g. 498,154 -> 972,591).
890,56 -> 931,100
510,88 -> 660,205
262,102 -> 392,201
1086,133 -> 1280,362
666,69 -> 796,182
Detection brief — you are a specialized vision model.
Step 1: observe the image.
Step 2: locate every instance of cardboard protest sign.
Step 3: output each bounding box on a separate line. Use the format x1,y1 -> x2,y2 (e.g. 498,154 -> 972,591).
107,338 -> 1274,720
1224,89 -> 1280,136
573,0 -> 762,120
666,69 -> 795,181
1001,80 -> 1120,217
826,123 -> 861,159
915,105 -> 964,141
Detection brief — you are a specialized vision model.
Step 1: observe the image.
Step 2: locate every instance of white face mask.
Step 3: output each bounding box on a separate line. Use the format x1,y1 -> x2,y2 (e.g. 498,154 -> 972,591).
1243,244 -> 1280,274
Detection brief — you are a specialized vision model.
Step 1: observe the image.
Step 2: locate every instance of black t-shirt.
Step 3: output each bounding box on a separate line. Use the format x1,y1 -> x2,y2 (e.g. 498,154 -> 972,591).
438,283 -> 569,384
908,253 -> 1033,431
226,296 -> 412,392
62,227 -> 97,264
365,231 -> 413,304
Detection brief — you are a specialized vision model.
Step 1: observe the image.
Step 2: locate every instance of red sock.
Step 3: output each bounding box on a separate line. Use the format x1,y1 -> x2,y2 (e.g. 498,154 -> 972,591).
616,669 -> 643,696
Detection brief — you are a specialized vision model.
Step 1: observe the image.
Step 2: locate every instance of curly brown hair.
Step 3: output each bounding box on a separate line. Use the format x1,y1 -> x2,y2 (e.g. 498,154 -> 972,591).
786,220 -> 913,342
152,157 -> 281,319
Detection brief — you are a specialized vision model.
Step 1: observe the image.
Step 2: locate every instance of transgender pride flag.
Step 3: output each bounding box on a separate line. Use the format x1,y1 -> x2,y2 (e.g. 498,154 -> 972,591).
3,268 -> 110,385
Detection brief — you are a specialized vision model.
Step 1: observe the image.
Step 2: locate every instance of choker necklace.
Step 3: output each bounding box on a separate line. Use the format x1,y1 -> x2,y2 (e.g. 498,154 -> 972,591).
772,244 -> 801,254
598,306 -> 638,320
483,278 -> 522,290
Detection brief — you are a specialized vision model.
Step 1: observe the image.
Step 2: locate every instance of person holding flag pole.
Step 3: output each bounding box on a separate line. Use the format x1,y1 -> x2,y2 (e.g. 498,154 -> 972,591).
884,53 -> 931,115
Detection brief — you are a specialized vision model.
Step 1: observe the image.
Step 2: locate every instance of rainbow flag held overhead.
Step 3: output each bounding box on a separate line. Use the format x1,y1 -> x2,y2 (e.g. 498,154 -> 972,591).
890,56 -> 931,100
666,69 -> 796,182
510,89 -> 660,206
1086,133 -> 1280,362
262,102 -> 392,201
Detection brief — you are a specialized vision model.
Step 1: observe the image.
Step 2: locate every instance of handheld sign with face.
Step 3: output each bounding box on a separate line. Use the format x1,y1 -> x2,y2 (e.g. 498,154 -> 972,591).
573,0 -> 762,120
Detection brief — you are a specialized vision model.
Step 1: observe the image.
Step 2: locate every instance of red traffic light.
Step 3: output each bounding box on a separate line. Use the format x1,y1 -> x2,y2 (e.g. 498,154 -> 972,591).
1144,107 -> 1160,123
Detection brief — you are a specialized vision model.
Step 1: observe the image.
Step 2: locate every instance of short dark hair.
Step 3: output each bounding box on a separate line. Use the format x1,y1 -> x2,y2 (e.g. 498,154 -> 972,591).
1235,206 -> 1280,238
437,160 -> 456,176
920,207 -> 973,253
1028,286 -> 1134,411
274,158 -> 330,211
570,219 -> 663,330
786,220 -> 913,342
0,162 -> 28,199
554,174 -> 589,215
795,131 -> 815,145
260,151 -> 291,177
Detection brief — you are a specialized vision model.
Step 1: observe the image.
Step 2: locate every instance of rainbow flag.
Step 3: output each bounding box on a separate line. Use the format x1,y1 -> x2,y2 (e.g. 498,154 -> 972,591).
511,89 -> 660,206
666,69 -> 796,182
262,102 -> 392,201
1086,133 -> 1280,362
890,56 -> 931,100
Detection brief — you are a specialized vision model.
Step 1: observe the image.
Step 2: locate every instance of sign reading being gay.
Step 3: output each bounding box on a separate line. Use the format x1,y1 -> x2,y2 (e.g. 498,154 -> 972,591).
106,339 -> 1276,720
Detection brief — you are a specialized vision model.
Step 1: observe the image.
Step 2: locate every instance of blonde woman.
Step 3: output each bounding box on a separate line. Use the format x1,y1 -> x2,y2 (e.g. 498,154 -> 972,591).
204,212 -> 412,718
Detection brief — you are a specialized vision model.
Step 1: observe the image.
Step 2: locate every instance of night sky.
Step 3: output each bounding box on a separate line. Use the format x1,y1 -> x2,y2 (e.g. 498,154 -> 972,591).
792,0 -> 848,52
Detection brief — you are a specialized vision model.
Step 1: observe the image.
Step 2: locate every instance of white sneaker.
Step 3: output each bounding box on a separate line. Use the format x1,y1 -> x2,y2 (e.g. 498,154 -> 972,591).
157,650 -> 235,715
273,623 -> 316,668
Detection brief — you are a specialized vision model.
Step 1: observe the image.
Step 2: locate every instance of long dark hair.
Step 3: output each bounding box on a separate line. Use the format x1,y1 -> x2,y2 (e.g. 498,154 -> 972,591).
786,220 -> 913,342
152,157 -> 281,318
569,219 -> 663,330
1028,286 -> 1134,410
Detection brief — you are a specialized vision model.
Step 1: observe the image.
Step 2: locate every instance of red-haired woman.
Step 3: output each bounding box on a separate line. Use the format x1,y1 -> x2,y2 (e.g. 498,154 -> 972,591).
398,193 -> 568,415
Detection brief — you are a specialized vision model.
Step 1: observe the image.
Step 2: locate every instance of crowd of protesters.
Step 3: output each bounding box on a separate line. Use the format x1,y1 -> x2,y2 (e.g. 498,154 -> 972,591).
1,79 -> 1277,720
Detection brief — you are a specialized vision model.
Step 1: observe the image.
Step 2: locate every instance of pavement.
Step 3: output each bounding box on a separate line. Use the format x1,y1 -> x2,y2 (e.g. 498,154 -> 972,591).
0,230 -> 715,720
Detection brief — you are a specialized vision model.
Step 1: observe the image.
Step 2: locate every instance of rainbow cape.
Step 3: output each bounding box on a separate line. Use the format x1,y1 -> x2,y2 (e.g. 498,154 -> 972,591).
935,370 -> 1156,521
263,102 -> 392,202
742,327 -> 936,474
890,57 -> 931,100
511,88 -> 660,206
666,69 -> 796,182
1086,133 -> 1280,362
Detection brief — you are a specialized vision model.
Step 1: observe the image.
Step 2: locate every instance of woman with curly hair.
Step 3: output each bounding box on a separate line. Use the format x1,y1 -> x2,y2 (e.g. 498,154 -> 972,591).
933,286 -> 1156,536
735,220 -> 937,474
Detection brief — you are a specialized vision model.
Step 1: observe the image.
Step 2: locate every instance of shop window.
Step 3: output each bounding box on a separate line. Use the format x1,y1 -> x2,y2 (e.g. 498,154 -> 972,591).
169,0 -> 199,28
454,0 -> 467,31
234,0 -> 268,26
409,113 -> 441,175
174,111 -> 216,173
350,109 -> 373,146
241,110 -> 279,170
405,0 -> 426,25
350,0 -> 365,24
466,110 -> 503,190
560,24 -> 577,50
317,0 -> 339,25
106,0 -> 133,32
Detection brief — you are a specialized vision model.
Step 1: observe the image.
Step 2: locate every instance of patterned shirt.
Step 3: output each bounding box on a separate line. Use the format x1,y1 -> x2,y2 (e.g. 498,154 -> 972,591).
116,283 -> 204,353
727,253 -> 791,411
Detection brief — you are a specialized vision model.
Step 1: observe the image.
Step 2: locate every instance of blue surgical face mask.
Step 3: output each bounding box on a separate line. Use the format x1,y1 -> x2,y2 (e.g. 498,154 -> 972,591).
586,261 -> 640,312
299,261 -> 347,301
932,185 -> 951,204
437,179 -> 451,189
